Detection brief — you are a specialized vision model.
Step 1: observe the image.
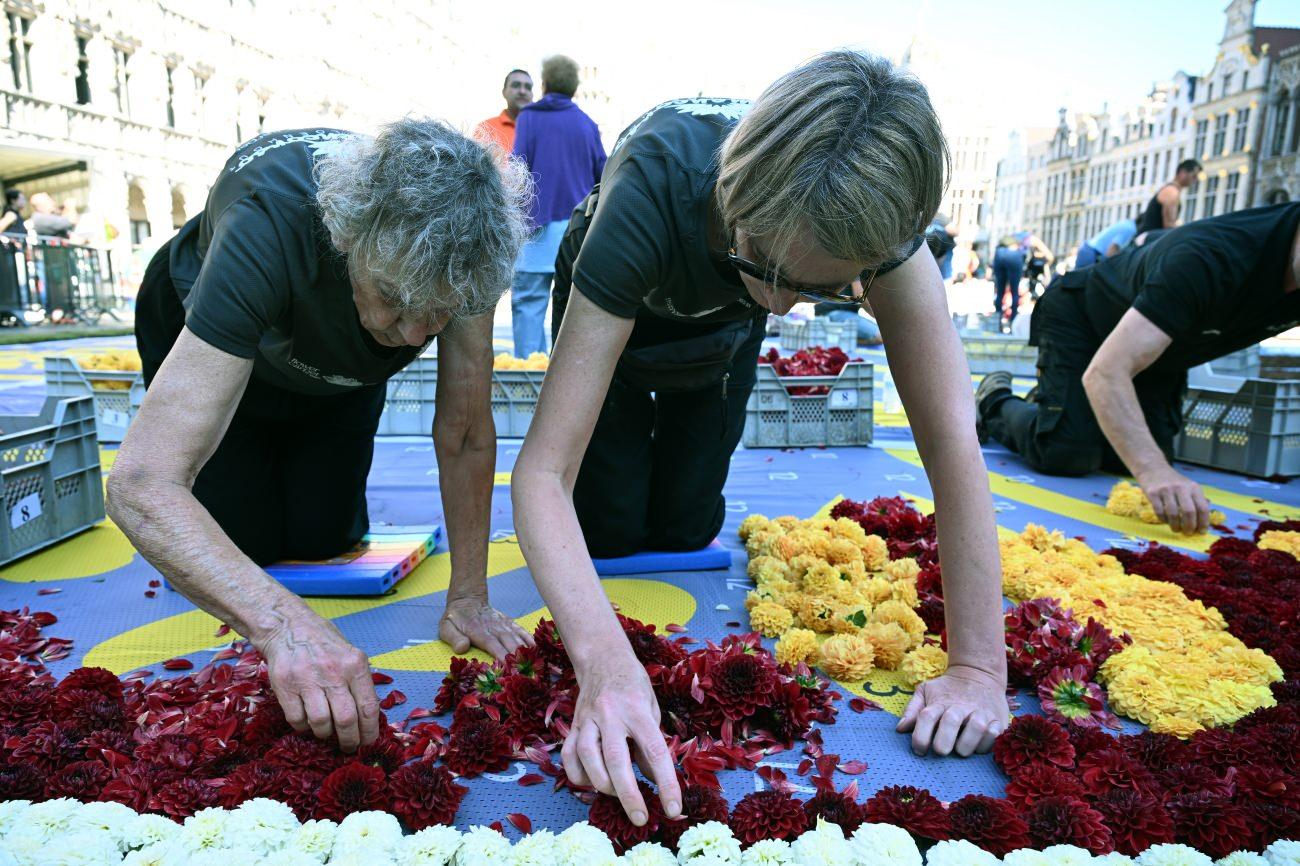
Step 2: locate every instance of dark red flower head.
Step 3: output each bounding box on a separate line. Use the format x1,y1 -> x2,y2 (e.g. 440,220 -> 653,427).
443,715 -> 512,777
275,769 -> 325,823
659,784 -> 730,851
0,759 -> 44,800
947,794 -> 1031,856
1157,763 -> 1236,802
1076,748 -> 1159,797
434,657 -> 491,715
729,789 -> 809,846
1067,724 -> 1119,761
1120,731 -> 1189,772
316,761 -> 390,821
619,616 -> 688,669
217,760 -> 287,808
56,667 -> 123,701
993,715 -> 1076,774
751,679 -> 818,748
241,700 -> 293,750
589,783 -> 664,853
45,759 -> 111,800
1234,765 -> 1300,810
154,776 -> 222,819
707,652 -> 776,721
9,720 -> 82,773
498,673 -> 552,739
264,733 -> 341,775
1004,762 -> 1087,809
1026,796 -> 1113,854
388,757 -> 468,831
75,729 -> 133,765
862,785 -> 950,841
99,761 -> 180,812
51,689 -> 126,738
803,786 -> 864,837
1091,788 -> 1175,855
355,732 -> 406,775
1166,792 -> 1253,859
0,685 -> 50,729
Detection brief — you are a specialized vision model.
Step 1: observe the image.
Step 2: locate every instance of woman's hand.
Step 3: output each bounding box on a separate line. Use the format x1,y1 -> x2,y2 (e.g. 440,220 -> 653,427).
439,594 -> 533,661
561,654 -> 683,827
897,664 -> 1009,757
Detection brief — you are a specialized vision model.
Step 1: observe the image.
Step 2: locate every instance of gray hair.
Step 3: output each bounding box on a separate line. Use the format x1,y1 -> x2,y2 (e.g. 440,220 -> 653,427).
716,50 -> 949,269
315,117 -> 531,319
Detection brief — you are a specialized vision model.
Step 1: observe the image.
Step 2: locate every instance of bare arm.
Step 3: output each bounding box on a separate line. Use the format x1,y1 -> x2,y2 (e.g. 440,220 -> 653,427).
1082,308 -> 1209,533
433,313 -> 532,659
1159,186 -> 1180,229
870,247 -> 1009,757
0,213 -> 15,234
512,288 -> 681,825
107,328 -> 379,749
1106,242 -> 1123,257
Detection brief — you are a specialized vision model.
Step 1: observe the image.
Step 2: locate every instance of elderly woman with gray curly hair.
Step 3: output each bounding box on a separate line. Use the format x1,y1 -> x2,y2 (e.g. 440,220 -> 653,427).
110,119 -> 532,752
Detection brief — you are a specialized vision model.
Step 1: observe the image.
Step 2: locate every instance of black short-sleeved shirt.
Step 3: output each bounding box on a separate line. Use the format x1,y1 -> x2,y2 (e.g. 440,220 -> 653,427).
168,128 -> 425,395
571,98 -> 921,325
1083,202 -> 1300,372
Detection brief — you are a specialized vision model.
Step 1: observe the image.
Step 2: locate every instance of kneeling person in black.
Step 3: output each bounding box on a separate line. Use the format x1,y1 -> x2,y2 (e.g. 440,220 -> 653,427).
111,121 -> 534,754
978,202 -> 1300,534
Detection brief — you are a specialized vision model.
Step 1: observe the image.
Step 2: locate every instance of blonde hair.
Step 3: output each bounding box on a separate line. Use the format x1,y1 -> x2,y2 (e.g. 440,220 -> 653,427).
541,55 -> 580,97
716,50 -> 948,269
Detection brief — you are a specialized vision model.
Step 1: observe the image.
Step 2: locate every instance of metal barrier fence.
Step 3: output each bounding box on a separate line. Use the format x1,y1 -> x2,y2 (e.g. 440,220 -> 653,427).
0,233 -> 119,326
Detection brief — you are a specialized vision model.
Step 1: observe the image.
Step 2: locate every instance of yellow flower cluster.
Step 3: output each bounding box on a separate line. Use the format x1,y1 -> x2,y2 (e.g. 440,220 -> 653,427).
1105,481 -> 1225,529
900,644 -> 949,687
1258,530 -> 1300,559
493,352 -> 549,370
1002,524 -> 1281,734
740,514 -> 928,683
79,350 -> 142,389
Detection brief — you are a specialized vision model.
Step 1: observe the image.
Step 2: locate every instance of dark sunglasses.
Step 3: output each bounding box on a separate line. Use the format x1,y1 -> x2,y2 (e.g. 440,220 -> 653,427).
726,235 -> 878,306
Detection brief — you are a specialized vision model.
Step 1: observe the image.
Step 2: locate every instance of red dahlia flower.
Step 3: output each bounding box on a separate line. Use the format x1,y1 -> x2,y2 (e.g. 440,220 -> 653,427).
154,776 -> 221,819
241,700 -> 293,750
55,667 -> 123,701
275,769 -> 326,822
9,720 -> 83,773
706,652 -> 776,722
1076,748 -> 1159,796
316,761 -> 390,821
862,785 -> 950,841
803,785 -> 865,837
1067,724 -> 1120,760
1091,788 -> 1175,855
52,690 -> 126,738
498,673 -> 552,739
1166,792 -> 1253,859
264,733 -> 341,775
434,657 -> 491,715
1026,795 -> 1114,854
1241,800 -> 1300,851
729,789 -> 809,846
659,785 -> 730,851
589,783 -> 664,853
217,760 -> 287,808
1004,762 -> 1086,809
100,761 -> 180,812
947,794 -> 1030,856
619,616 -> 687,668
1120,731 -> 1188,772
45,759 -> 111,800
388,757 -> 468,830
0,760 -> 44,800
1038,665 -> 1119,729
443,715 -> 512,777
0,686 -> 49,729
993,715 -> 1077,774
1157,763 -> 1236,801
356,733 -> 406,775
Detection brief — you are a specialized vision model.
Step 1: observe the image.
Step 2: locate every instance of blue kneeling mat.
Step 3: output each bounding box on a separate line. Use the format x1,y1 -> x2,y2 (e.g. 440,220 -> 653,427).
591,539 -> 732,576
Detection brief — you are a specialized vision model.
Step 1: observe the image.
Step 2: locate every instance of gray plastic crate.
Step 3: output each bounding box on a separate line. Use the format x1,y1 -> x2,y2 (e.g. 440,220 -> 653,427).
779,318 -> 857,353
376,358 -> 545,438
0,396 -> 105,566
743,361 -> 874,448
961,333 -> 1039,378
1176,376 -> 1300,477
1207,345 -> 1262,378
43,356 -> 145,444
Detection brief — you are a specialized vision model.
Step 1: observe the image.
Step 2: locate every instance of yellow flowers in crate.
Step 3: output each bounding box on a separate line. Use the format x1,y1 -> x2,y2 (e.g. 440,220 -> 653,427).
493,352 -> 549,371
78,350 -> 141,390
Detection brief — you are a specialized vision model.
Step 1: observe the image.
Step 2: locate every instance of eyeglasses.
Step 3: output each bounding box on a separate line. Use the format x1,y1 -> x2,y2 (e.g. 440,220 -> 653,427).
726,235 -> 878,306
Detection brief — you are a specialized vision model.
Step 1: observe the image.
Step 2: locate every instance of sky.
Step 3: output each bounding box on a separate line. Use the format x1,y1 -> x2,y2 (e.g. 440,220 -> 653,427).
462,0 -> 1300,149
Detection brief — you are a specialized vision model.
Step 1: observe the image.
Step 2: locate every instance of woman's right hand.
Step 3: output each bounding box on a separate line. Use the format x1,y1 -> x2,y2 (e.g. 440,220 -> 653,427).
562,653 -> 683,827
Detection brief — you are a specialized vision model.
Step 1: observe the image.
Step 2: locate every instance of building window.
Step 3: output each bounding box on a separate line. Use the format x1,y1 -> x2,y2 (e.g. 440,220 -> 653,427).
1194,119 -> 1208,156
193,71 -> 208,130
1185,186 -> 1199,222
1203,175 -> 1220,218
1212,113 -> 1228,154
74,36 -> 91,105
1225,172 -> 1240,213
1140,154 -> 1148,185
6,13 -> 33,93
1223,74 -> 1232,97
1241,70 -> 1249,91
165,65 -> 176,128
112,46 -> 132,116
1273,96 -> 1293,154
1170,107 -> 1178,130
1233,107 -> 1250,152
1207,82 -> 1214,102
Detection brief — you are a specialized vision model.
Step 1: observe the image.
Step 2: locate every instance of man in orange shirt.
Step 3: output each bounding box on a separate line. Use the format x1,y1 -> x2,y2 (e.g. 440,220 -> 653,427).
475,69 -> 534,154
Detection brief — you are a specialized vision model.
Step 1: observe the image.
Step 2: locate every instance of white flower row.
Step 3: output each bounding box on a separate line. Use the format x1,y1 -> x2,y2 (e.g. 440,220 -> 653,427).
0,798 -> 1296,866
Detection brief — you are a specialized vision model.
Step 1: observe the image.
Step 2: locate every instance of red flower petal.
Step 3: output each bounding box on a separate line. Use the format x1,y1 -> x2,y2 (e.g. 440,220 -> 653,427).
215,624 -> 231,637
161,658 -> 193,671
148,580 -> 161,588
838,759 -> 868,774
144,591 -> 156,598
665,624 -> 687,633
36,588 -> 61,596
379,690 -> 406,710
848,697 -> 879,713
518,774 -> 544,786
489,821 -> 504,833
371,672 -> 394,685
506,812 -> 532,834
122,670 -> 152,680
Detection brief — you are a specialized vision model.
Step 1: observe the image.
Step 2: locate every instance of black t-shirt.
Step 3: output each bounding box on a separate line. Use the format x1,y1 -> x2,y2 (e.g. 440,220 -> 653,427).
168,128 -> 425,395
1083,202 -> 1300,372
572,98 -> 920,325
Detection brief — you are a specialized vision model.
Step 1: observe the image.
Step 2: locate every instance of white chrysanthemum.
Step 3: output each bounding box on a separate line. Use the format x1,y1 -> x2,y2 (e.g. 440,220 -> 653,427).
789,819 -> 851,866
16,798 -> 81,842
455,825 -> 512,866
261,851 -> 336,866
224,797 -> 300,855
1,832 -> 43,865
177,847 -> 263,866
510,828 -> 557,866
0,801 -> 31,837
622,841 -> 678,866
740,837 -> 794,865
848,822 -> 922,866
122,842 -> 172,866
177,808 -> 229,853
333,811 -> 403,860
1266,840 -> 1300,865
1218,853 -> 1269,866
924,839 -> 1001,866
1039,845 -> 1097,866
124,814 -> 177,852
1002,851 -> 1055,866
399,824 -> 463,866
676,821 -> 742,864
554,821 -> 617,866
0,846 -> 16,866
288,819 -> 337,863
69,800 -> 138,851
1136,844 -> 1215,866
30,829 -> 121,866
1093,856 -> 1137,866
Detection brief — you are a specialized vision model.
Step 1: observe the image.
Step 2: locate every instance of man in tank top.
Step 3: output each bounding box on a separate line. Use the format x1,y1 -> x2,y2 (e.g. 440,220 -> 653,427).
1135,159 -> 1201,234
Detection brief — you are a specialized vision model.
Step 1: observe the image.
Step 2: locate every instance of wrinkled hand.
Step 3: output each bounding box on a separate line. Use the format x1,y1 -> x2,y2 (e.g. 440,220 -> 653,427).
562,655 -> 683,827
439,594 -> 534,661
897,664 -> 1009,757
255,613 -> 380,753
1139,466 -> 1210,535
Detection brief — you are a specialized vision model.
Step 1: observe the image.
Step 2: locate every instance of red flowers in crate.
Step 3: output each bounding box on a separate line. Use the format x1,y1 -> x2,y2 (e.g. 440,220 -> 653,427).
758,347 -> 859,395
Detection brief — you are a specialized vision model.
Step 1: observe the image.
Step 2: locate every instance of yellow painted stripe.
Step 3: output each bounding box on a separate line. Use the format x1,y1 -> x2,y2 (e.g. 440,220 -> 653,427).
493,471 -> 512,486
885,448 -> 1214,552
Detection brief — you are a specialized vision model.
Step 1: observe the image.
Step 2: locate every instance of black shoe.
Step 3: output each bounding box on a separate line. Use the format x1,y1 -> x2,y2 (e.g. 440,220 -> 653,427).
974,371 -> 1015,443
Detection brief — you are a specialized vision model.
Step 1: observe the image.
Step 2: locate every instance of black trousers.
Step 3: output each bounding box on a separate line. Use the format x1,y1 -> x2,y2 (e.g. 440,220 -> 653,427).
983,274 -> 1185,477
135,241 -> 384,566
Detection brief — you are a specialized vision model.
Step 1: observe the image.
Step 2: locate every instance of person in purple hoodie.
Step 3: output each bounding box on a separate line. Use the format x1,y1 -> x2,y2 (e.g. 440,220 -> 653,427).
510,55 -> 606,356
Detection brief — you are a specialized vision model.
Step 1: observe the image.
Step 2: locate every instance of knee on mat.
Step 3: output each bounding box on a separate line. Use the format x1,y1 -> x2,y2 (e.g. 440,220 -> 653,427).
1033,441 -> 1105,477
585,530 -> 649,560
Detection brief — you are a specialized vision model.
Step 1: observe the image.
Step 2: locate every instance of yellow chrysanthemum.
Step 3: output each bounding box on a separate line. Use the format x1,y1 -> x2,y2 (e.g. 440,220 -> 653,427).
819,634 -> 876,681
1105,481 -> 1225,530
884,558 -> 921,583
830,605 -> 872,635
772,515 -> 802,532
860,535 -> 889,571
830,517 -> 869,545
802,562 -> 846,597
796,595 -> 840,633
747,555 -> 790,585
852,576 -> 893,606
871,599 -> 928,645
860,621 -> 910,670
891,578 -> 919,609
749,601 -> 795,638
775,628 -> 819,667
1148,716 -> 1205,739
900,644 -> 948,686
1258,530 -> 1300,560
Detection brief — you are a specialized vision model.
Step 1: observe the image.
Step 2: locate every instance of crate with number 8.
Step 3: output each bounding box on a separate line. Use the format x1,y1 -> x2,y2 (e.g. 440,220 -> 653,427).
743,361 -> 874,447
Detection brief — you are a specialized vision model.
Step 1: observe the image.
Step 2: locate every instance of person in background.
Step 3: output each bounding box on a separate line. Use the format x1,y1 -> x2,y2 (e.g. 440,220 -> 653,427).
930,213 -> 958,281
991,235 -> 1026,330
28,192 -> 77,240
1135,159 -> 1200,234
0,189 -> 25,235
509,55 -> 607,356
475,69 -> 534,154
1021,233 -> 1054,298
815,279 -> 883,345
1076,217 -> 1138,269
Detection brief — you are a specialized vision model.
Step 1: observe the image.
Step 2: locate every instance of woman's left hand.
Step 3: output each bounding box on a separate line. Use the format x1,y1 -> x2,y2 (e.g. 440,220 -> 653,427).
896,664 -> 1009,757
439,594 -> 534,661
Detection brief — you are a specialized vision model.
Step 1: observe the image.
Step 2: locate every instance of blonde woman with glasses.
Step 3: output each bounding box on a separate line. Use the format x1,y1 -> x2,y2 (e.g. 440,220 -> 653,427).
513,51 -> 1008,826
